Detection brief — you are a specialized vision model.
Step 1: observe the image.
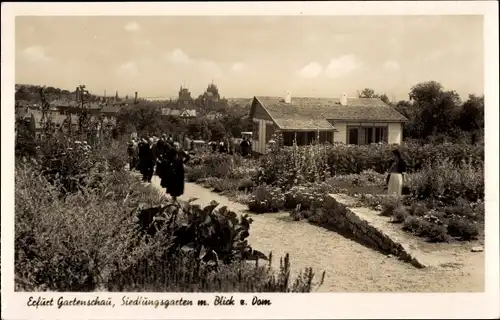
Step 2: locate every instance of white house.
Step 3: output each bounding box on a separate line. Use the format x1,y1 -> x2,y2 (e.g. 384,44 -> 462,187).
248,94 -> 408,155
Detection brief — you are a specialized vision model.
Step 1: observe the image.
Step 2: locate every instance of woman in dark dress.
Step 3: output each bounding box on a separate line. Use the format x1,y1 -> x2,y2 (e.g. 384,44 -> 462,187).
154,138 -> 166,177
165,142 -> 190,201
137,138 -> 151,182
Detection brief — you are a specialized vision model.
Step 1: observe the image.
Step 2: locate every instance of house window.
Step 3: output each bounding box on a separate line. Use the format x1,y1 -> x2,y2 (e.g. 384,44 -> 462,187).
374,127 -> 388,143
283,132 -> 294,146
364,128 -> 373,144
348,126 -> 388,145
319,131 -> 333,144
306,131 -> 316,144
265,123 -> 275,143
348,128 -> 359,144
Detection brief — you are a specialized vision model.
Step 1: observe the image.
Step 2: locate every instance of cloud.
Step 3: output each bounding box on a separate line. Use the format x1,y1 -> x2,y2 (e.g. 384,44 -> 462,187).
324,54 -> 361,79
166,48 -> 192,65
296,62 -> 323,79
383,60 -> 400,71
165,48 -> 223,78
21,46 -> 52,62
124,22 -> 141,32
117,61 -> 138,76
231,62 -> 245,73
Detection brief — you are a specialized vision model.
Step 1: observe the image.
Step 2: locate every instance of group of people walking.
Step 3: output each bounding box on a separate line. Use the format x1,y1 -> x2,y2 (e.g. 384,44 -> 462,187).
127,134 -> 190,200
207,136 -> 252,157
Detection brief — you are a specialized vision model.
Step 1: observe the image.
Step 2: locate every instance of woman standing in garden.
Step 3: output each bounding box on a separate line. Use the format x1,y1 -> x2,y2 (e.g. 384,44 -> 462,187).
164,142 -> 191,201
387,149 -> 407,197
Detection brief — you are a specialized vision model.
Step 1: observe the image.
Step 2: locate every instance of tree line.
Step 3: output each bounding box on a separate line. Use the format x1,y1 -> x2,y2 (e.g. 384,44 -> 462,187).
358,81 -> 484,144
16,80 -> 484,144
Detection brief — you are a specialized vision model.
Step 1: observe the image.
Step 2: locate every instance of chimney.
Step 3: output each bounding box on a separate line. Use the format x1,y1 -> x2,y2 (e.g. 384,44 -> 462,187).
75,87 -> 80,101
284,90 -> 292,104
340,93 -> 348,106
134,92 -> 138,104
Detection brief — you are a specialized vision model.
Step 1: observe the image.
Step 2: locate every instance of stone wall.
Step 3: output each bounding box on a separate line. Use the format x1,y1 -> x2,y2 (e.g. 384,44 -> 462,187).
308,194 -> 426,268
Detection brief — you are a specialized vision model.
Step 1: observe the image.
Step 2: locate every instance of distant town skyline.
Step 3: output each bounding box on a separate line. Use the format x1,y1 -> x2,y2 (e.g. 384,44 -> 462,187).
16,15 -> 484,101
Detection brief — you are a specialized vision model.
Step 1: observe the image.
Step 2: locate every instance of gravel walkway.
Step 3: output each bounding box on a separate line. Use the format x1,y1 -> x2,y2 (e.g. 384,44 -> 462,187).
149,177 -> 484,292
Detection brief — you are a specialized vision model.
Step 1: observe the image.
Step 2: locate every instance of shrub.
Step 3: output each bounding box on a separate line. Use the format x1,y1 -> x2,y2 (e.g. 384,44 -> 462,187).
425,225 -> 449,243
406,159 -> 484,204
447,219 -> 480,240
185,166 -> 207,182
15,162 -> 324,292
380,196 -> 402,217
256,142 -> 483,189
237,176 -> 255,192
258,142 -> 484,189
97,140 -> 128,172
284,183 -> 331,211
408,202 -> 428,217
205,177 -> 238,194
247,185 -> 286,213
392,205 -> 409,223
402,216 -> 449,242
15,163 -> 143,291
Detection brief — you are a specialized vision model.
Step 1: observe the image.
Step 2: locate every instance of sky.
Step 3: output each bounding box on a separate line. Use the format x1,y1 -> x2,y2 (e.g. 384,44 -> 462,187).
15,15 -> 484,101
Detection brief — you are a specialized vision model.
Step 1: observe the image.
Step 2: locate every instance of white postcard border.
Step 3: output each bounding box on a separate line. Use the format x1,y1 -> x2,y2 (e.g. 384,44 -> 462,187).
2,2 -> 499,319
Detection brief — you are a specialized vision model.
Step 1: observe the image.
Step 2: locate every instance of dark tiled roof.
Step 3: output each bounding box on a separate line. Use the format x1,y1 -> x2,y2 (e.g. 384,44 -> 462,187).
274,118 -> 335,130
102,105 -> 121,114
254,96 -> 408,127
28,110 -> 80,128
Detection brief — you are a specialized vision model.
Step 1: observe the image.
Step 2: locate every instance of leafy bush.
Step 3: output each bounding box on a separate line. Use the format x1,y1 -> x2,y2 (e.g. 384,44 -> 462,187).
380,196 -> 402,217
402,216 -> 449,242
15,162 -> 145,291
284,183 -> 332,211
447,220 -> 480,240
203,177 -> 238,194
392,205 -> 409,223
15,162 -> 324,292
247,185 -> 286,213
406,159 -> 484,204
185,166 -> 207,182
257,142 -> 483,188
408,202 -> 428,217
237,176 -> 255,192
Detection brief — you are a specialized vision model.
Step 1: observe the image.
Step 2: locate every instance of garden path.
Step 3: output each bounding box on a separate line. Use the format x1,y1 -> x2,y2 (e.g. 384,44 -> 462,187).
149,177 -> 484,293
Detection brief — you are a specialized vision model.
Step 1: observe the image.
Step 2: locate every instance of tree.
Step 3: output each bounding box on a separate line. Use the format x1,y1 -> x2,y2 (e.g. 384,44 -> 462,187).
456,94 -> 484,131
187,118 -> 210,140
408,81 -> 461,138
208,120 -> 226,141
359,88 -> 376,98
358,88 -> 390,104
379,93 -> 390,104
116,104 -> 164,136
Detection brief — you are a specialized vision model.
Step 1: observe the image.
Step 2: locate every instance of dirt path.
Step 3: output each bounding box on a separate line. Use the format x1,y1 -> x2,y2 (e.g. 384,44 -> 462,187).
150,177 -> 484,292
